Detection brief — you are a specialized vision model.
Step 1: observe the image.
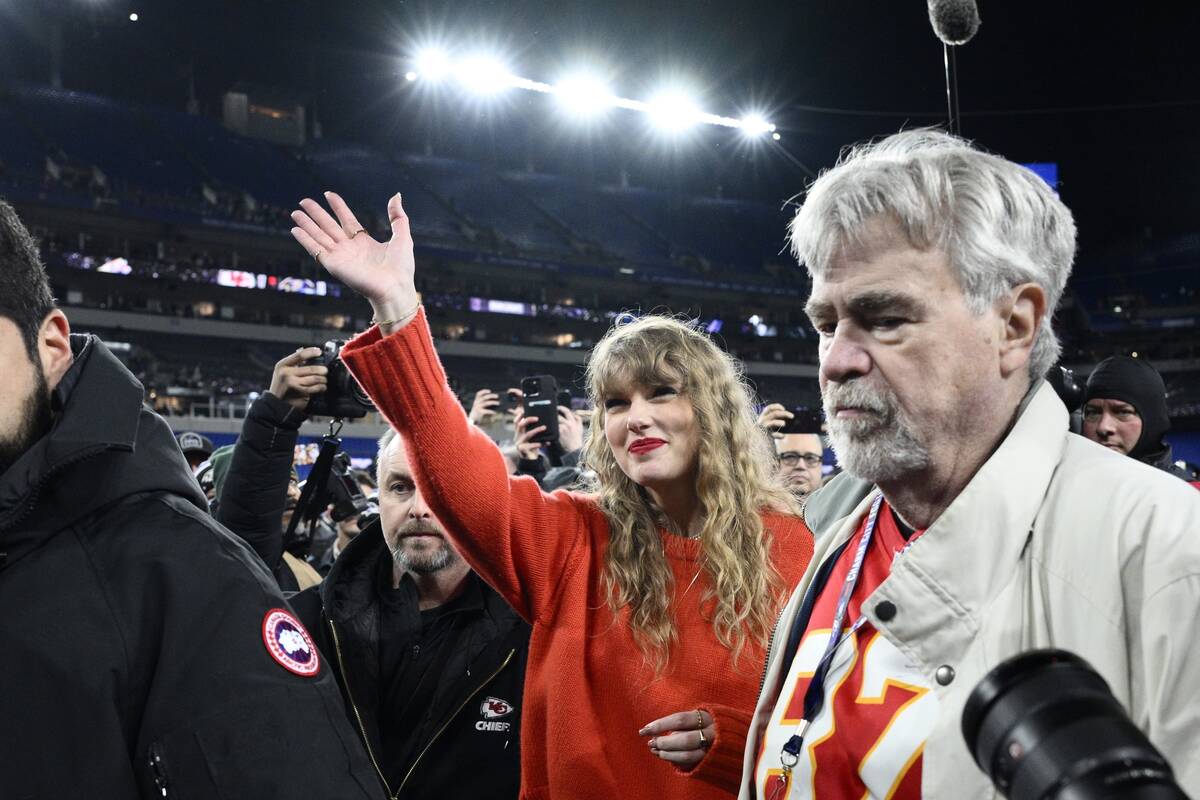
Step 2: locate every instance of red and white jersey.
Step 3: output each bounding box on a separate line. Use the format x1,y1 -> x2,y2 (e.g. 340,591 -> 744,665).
754,504 -> 938,799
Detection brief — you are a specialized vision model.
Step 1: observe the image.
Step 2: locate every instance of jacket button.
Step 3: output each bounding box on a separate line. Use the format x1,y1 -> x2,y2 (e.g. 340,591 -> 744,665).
875,600 -> 897,622
935,665 -> 956,686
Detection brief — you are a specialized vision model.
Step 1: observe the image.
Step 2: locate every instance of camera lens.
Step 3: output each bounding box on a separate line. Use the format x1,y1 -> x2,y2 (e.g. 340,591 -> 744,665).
962,649 -> 1186,800
351,379 -> 375,410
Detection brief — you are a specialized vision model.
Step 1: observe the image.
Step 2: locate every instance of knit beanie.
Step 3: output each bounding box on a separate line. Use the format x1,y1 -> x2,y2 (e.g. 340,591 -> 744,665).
208,444 -> 236,498
1084,356 -> 1170,461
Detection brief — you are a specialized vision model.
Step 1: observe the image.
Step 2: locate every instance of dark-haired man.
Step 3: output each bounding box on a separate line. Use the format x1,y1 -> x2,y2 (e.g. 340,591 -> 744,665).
0,200 -> 381,798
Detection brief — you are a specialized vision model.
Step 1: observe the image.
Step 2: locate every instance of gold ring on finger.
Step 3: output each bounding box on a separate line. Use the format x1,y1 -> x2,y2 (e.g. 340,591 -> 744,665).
349,229 -> 366,238
312,248 -> 324,263
698,728 -> 707,746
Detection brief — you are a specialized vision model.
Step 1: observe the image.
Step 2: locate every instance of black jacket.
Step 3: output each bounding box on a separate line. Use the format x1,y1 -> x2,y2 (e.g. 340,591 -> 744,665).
1143,442 -> 1192,481
291,521 -> 530,800
216,390 -> 307,591
0,335 -> 382,800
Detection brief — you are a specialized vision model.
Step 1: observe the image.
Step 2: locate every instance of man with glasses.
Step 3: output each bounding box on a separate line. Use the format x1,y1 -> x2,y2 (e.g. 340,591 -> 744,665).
777,434 -> 825,499
759,403 -> 827,500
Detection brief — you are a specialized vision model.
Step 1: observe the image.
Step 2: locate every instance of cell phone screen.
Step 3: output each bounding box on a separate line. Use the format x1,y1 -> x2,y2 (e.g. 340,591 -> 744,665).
779,407 -> 824,435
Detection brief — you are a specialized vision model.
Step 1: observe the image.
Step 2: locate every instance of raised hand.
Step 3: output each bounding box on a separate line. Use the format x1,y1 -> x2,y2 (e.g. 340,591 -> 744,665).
289,192 -> 418,326
268,347 -> 328,412
513,415 -> 547,461
470,389 -> 501,426
505,388 -> 525,426
557,406 -> 584,453
756,402 -> 794,440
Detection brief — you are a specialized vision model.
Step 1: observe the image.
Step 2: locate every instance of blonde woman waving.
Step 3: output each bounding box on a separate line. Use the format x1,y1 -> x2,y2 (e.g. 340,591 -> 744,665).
290,191 -> 813,800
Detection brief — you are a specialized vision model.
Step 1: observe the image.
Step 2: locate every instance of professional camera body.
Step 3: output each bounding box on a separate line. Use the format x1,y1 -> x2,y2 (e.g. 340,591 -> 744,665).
326,451 -> 370,523
962,649 -> 1189,800
305,340 -> 374,419
284,450 -> 370,558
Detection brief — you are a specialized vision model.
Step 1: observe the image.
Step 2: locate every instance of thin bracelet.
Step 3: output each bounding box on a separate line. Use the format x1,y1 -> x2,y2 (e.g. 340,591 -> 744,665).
371,303 -> 421,328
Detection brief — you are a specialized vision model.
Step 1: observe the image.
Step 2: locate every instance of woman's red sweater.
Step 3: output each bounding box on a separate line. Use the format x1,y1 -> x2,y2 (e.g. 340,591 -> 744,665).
341,309 -> 814,800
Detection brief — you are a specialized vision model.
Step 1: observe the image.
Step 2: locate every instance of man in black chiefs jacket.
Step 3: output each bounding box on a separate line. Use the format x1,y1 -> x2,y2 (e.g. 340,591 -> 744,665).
0,200 -> 381,799
291,428 -> 530,799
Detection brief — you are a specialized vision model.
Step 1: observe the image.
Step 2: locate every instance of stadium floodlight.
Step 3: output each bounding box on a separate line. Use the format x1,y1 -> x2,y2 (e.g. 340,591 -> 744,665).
415,48 -> 453,83
647,92 -> 701,133
405,46 -> 774,138
739,114 -> 772,137
455,54 -> 514,96
554,75 -> 615,118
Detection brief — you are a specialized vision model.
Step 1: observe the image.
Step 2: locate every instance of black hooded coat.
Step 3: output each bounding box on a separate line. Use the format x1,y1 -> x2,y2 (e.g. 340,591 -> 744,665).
0,335 -> 381,799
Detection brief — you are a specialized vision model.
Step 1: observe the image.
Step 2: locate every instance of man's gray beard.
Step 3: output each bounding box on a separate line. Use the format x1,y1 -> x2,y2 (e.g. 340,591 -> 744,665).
822,380 -> 932,483
389,523 -> 457,575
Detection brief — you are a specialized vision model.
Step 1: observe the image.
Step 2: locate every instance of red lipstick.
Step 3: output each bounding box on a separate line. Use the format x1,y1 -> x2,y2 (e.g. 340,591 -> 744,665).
629,438 -> 667,455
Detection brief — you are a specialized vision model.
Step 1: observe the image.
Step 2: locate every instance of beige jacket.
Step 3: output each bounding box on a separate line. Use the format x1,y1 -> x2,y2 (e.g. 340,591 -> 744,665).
740,382 -> 1200,798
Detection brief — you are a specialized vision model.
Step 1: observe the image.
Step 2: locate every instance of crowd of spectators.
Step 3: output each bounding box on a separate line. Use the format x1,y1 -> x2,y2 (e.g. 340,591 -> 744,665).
4,124 -> 1200,800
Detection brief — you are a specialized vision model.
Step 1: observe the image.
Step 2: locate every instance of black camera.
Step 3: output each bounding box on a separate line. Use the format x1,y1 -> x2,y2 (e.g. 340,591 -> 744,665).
305,340 -> 374,419
962,649 -> 1189,800
284,451 -> 370,558
1046,366 -> 1084,414
326,451 -> 370,523
356,493 -> 380,532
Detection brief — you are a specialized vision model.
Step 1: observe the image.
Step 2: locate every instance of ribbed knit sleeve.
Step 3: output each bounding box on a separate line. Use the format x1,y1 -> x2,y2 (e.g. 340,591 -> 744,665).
679,703 -> 754,795
340,309 -> 589,623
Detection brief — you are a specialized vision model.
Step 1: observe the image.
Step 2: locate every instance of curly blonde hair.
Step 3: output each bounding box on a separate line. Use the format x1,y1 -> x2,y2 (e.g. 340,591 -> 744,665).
581,314 -> 799,670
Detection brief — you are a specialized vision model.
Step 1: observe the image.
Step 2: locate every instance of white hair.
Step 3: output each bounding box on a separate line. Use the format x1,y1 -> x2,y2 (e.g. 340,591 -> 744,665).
789,128 -> 1077,380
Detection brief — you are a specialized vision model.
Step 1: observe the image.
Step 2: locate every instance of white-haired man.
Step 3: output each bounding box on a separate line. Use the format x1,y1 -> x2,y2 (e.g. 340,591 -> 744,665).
740,130 -> 1200,799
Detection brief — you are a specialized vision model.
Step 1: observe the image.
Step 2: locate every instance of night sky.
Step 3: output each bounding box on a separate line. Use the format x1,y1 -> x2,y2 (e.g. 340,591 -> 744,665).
4,1 -> 1200,266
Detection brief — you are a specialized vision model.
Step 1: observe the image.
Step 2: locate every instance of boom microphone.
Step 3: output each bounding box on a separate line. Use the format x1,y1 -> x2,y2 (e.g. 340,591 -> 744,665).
928,0 -> 981,46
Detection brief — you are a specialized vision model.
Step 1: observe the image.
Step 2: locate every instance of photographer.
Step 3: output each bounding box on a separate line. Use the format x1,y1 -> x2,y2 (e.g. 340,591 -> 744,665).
215,347 -> 330,591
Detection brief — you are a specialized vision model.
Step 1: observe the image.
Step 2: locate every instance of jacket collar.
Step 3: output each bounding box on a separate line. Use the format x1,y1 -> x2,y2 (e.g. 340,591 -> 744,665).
0,335 -> 206,571
0,335 -> 142,530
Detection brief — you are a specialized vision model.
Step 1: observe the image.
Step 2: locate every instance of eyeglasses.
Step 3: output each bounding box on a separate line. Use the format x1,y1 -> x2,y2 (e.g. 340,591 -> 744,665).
779,452 -> 822,468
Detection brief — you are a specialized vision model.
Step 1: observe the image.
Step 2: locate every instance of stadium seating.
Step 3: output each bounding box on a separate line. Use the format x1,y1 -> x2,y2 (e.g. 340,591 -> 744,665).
500,171 -> 673,266
400,154 -> 575,256
5,86 -> 201,195
0,101 -> 48,182
143,105 -> 319,207
1,85 -> 814,289
307,141 -> 466,243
